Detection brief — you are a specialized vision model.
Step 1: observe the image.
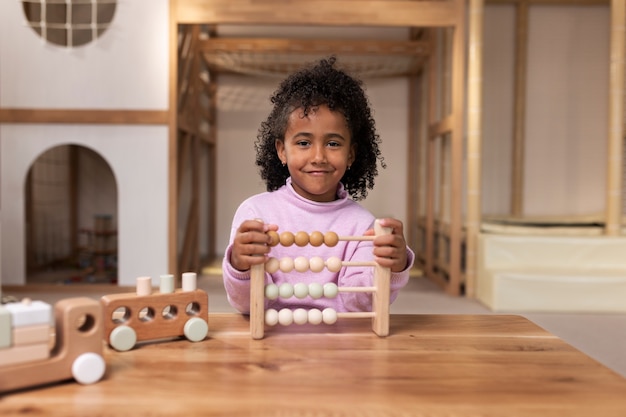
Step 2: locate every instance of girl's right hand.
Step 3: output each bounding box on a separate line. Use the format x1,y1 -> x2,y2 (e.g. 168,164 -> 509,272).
230,219 -> 278,272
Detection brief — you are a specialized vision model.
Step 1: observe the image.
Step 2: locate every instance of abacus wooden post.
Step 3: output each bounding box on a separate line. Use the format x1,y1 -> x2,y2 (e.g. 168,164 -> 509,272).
372,219 -> 391,336
250,264 -> 265,339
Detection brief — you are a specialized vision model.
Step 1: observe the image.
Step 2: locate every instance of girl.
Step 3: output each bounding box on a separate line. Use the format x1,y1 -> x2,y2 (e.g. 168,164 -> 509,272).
223,57 -> 414,313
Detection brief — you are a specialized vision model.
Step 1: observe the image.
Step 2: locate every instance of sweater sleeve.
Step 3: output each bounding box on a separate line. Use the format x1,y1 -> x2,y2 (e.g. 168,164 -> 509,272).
222,244 -> 253,314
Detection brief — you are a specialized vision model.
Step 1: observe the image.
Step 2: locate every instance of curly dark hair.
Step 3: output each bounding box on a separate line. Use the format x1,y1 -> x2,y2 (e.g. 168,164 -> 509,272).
254,56 -> 385,201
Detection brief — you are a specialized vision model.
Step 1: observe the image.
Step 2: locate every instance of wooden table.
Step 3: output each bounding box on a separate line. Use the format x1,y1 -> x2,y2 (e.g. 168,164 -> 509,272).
2,314 -> 626,416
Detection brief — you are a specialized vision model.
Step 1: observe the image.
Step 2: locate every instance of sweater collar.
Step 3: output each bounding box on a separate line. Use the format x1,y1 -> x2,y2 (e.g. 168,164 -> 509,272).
285,177 -> 348,205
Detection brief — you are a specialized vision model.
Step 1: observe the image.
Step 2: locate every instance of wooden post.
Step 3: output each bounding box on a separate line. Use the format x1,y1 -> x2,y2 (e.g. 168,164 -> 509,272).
372,220 -> 391,337
250,264 -> 265,339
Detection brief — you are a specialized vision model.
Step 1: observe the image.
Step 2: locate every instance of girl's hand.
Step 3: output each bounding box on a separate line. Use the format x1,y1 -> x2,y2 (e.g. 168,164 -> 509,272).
364,218 -> 409,273
230,220 -> 278,272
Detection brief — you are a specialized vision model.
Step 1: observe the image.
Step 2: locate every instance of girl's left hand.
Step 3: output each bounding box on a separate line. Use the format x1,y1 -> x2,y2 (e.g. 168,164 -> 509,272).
364,218 -> 409,273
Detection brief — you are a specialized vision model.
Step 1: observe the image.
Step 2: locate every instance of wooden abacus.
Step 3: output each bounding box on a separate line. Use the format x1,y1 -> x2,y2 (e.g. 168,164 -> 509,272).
250,219 -> 391,339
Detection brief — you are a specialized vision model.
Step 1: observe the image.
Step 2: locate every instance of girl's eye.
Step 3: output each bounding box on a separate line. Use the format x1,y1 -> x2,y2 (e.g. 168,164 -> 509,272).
296,140 -> 310,147
327,141 -> 341,148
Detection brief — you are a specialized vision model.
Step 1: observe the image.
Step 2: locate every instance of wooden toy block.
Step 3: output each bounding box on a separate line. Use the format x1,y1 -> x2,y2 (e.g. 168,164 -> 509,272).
0,297 -> 106,393
251,219 -> 392,339
0,342 -> 49,367
4,300 -> 52,327
0,306 -> 11,349
100,273 -> 209,351
12,324 -> 51,346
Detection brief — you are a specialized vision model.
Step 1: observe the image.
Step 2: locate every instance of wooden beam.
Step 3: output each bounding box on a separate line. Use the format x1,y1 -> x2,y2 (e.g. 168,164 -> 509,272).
0,109 -> 168,125
169,0 -> 180,279
177,0 -> 462,27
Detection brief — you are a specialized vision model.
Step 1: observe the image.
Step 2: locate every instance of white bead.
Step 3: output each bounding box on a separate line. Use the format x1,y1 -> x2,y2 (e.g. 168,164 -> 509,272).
293,308 -> 308,325
265,283 -> 279,300
308,282 -> 324,299
322,308 -> 338,325
326,256 -> 342,272
265,257 -> 280,273
309,256 -> 325,272
265,309 -> 279,326
323,283 -> 339,298
279,257 -> 294,272
293,282 -> 309,299
294,256 -> 309,272
278,283 -> 294,298
308,308 -> 323,325
278,308 -> 293,326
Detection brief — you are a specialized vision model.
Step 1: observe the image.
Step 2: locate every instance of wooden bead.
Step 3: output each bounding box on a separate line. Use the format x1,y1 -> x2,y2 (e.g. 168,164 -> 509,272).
324,231 -> 339,247
294,231 -> 309,247
308,309 -> 323,325
309,231 -> 324,247
278,283 -> 294,298
308,283 -> 324,299
294,256 -> 309,272
278,309 -> 293,326
293,283 -> 309,299
280,231 -> 295,246
309,256 -> 325,273
322,308 -> 338,325
265,257 -> 280,274
293,308 -> 308,325
267,231 -> 280,247
265,283 -> 279,300
323,283 -> 339,298
326,256 -> 342,272
279,257 -> 294,272
265,309 -> 279,326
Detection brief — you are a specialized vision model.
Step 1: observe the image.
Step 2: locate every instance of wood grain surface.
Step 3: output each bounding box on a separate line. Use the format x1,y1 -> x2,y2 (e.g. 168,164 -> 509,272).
1,314 -> 626,416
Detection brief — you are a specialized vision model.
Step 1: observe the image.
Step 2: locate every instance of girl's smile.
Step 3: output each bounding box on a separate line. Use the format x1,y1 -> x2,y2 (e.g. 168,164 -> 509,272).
276,105 -> 355,202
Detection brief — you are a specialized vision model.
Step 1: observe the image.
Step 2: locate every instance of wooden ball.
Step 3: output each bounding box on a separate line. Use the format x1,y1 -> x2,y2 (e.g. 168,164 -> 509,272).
293,282 -> 309,299
280,231 -> 295,246
309,231 -> 324,247
324,231 -> 339,247
267,231 -> 280,247
293,308 -> 308,325
278,308 -> 293,326
326,256 -> 343,272
265,283 -> 279,300
308,282 -> 324,299
294,231 -> 309,247
323,283 -> 339,298
279,257 -> 294,272
322,308 -> 338,325
279,283 -> 294,298
309,256 -> 325,273
265,257 -> 280,273
294,256 -> 309,273
308,309 -> 323,325
265,309 -> 279,326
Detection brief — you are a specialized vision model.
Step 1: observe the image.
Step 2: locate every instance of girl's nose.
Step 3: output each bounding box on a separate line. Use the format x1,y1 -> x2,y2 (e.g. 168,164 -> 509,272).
312,144 -> 327,163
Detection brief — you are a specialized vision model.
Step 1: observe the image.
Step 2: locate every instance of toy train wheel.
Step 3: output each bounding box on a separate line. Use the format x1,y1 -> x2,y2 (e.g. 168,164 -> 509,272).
72,352 -> 106,385
109,325 -> 137,351
184,317 -> 208,342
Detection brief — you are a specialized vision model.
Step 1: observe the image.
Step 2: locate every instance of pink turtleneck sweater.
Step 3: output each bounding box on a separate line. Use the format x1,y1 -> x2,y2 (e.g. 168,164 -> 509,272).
222,178 -> 414,313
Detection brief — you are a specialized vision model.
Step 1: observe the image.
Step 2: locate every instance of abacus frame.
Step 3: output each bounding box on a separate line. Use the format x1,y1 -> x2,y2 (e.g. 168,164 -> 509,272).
250,219 -> 391,339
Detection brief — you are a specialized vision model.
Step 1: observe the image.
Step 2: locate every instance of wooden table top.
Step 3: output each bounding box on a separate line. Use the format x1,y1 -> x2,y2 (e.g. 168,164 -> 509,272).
2,313 -> 626,416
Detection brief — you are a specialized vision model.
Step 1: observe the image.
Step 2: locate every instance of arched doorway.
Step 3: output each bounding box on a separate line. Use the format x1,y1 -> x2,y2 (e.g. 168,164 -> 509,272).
25,144 -> 118,284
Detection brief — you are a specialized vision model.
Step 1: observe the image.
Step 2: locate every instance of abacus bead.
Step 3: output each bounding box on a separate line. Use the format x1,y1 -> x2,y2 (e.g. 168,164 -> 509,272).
279,257 -> 294,272
267,231 -> 280,247
280,231 -> 295,246
326,256 -> 343,272
279,283 -> 294,298
265,309 -> 279,326
323,283 -> 339,298
309,231 -> 324,247
308,309 -> 323,325
322,308 -> 338,325
265,283 -> 279,300
265,257 -> 280,273
308,282 -> 324,299
293,282 -> 309,299
278,309 -> 293,326
324,231 -> 339,247
294,231 -> 309,247
293,308 -> 308,325
309,256 -> 325,273
294,256 -> 309,272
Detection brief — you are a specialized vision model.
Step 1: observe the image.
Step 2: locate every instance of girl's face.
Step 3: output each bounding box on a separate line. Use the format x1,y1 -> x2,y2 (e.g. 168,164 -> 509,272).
276,105 -> 355,202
